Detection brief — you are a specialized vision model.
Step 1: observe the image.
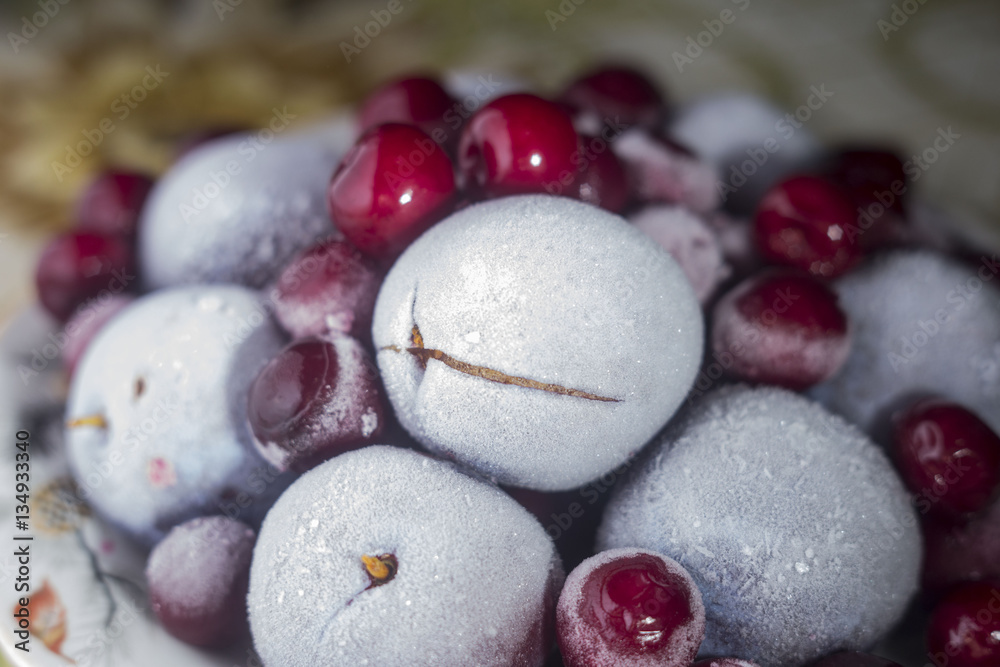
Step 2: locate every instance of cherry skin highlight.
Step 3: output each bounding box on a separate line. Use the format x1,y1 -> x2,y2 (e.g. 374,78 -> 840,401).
926,580 -> 1000,667
892,400 -> 1000,517
753,175 -> 864,278
328,123 -> 456,261
35,231 -> 136,322
458,93 -> 580,198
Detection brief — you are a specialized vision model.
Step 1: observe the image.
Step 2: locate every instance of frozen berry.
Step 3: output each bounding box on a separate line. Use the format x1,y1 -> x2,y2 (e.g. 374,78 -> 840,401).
61,294 -> 134,377
556,548 -> 705,667
559,65 -> 666,130
247,335 -> 383,472
146,516 -> 256,648
926,581 -> 1000,667
811,652 -> 902,667
753,175 -> 863,278
613,129 -> 718,213
922,502 -> 1000,594
458,93 -> 580,198
358,75 -> 457,148
328,123 -> 456,260
692,660 -> 761,667
35,231 -> 135,322
576,134 -> 630,213
711,269 -> 850,389
75,170 -> 153,240
892,400 -> 1000,517
271,239 -> 383,341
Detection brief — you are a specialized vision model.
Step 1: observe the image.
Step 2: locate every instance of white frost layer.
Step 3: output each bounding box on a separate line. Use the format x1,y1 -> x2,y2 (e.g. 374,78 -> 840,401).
248,445 -> 563,667
372,195 -> 704,491
811,249 -> 1000,434
65,285 -> 289,544
597,386 -> 921,667
139,122 -> 353,290
630,204 -> 730,304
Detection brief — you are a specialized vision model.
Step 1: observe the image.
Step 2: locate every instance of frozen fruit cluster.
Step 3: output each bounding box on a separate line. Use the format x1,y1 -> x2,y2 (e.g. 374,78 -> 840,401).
26,62 -> 999,667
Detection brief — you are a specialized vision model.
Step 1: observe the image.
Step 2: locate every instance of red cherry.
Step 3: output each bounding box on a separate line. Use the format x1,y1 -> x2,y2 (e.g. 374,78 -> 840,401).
75,170 -> 153,240
458,93 -> 580,198
926,580 -> 1000,667
35,231 -> 136,322
247,335 -> 384,472
271,239 -> 383,341
711,269 -> 850,390
892,400 -> 1000,517
922,502 -> 1000,595
559,65 -> 666,130
810,652 -> 902,667
827,147 -> 908,250
557,548 -> 705,667
358,76 -> 458,149
328,123 -> 456,261
576,134 -> 630,213
753,175 -> 864,278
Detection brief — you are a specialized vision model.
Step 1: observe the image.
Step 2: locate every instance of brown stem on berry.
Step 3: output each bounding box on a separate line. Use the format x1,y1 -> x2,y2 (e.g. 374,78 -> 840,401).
381,324 -> 619,403
66,414 -> 108,429
361,553 -> 398,587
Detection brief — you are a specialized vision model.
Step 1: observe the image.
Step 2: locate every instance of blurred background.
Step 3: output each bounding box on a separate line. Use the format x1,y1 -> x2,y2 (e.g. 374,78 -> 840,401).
1,0 -> 999,327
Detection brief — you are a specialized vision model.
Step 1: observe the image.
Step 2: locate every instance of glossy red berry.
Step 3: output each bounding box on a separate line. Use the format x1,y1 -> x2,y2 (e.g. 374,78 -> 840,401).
753,175 -> 863,278
557,548 -> 705,667
358,75 -> 458,149
711,269 -> 850,390
247,335 -> 384,473
328,123 -> 456,261
926,580 -> 1000,667
810,652 -> 902,667
146,516 -> 256,648
35,231 -> 136,322
458,93 -> 580,198
75,170 -> 153,240
576,134 -> 630,213
892,400 -> 1000,517
271,239 -> 383,341
559,65 -> 666,130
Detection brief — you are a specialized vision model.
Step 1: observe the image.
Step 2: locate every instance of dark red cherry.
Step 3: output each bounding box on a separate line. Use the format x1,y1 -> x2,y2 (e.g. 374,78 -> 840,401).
559,65 -> 666,130
358,76 -> 458,149
921,502 -> 1000,595
892,400 -> 1000,517
557,549 -> 704,667
753,175 -> 864,278
271,239 -> 383,341
35,231 -> 136,322
458,93 -> 580,199
828,147 -> 908,250
810,652 -> 902,667
75,170 -> 153,240
247,336 -> 384,472
576,134 -> 630,213
146,516 -> 256,648
711,269 -> 850,390
328,123 -> 456,261
926,580 -> 1000,667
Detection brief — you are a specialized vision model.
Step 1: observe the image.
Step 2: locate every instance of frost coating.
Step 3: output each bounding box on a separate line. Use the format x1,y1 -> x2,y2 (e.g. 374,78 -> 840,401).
65,285 -> 290,544
372,195 -> 704,491
597,386 -> 921,667
140,120 -> 354,289
811,250 -> 1000,434
248,446 -> 563,667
